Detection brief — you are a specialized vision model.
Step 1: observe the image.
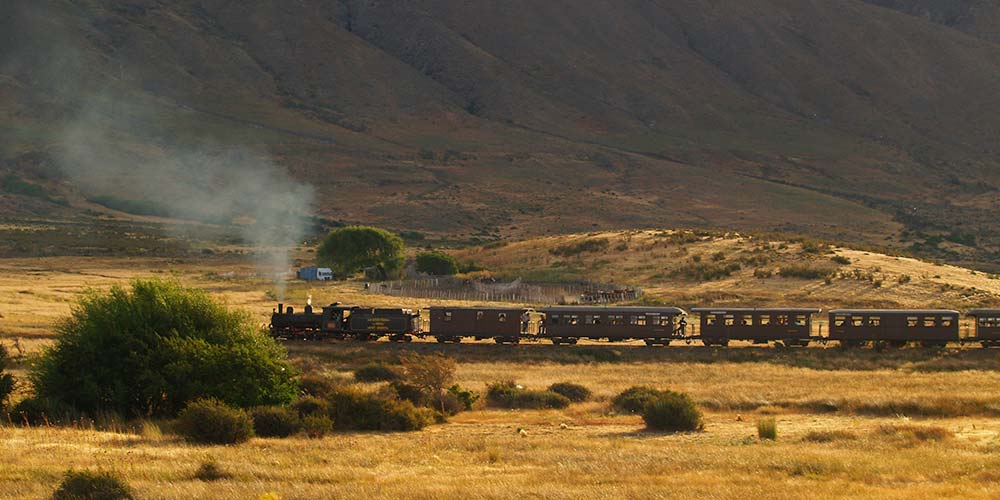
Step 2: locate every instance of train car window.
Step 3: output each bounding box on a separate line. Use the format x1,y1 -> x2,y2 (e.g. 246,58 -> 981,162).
868,316 -> 881,327
706,315 -> 718,326
610,315 -> 623,325
476,311 -> 484,320
740,314 -> 752,326
923,317 -> 936,327
724,315 -> 735,326
584,315 -> 595,325
444,312 -> 452,322
851,316 -> 864,327
941,316 -> 954,327
760,315 -> 771,326
637,316 -> 647,326
907,316 -> 918,327
629,316 -> 639,325
551,315 -> 559,325
776,315 -> 789,326
594,315 -> 602,325
498,313 -> 507,323
834,315 -> 846,327
659,316 -> 672,327
569,315 -> 579,325
793,315 -> 806,326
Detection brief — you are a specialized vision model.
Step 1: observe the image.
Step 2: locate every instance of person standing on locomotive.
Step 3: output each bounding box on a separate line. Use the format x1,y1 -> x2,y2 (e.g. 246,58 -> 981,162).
677,317 -> 688,336
521,311 -> 531,334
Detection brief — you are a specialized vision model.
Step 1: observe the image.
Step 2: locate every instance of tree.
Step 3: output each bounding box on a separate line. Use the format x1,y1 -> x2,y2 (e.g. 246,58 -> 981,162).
400,353 -> 456,399
415,251 -> 459,275
0,345 -> 14,408
316,226 -> 405,278
31,279 -> 298,418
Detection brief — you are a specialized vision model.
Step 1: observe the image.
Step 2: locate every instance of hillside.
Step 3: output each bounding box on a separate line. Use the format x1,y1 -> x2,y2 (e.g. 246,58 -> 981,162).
452,230 -> 1000,310
1,0 -> 999,269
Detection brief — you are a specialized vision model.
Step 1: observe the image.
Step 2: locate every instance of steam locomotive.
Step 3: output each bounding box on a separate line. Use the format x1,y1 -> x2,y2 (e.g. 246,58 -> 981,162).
269,302 -> 1000,348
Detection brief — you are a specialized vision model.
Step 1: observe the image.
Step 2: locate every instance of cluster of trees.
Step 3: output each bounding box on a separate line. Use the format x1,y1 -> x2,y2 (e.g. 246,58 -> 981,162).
316,225 -> 477,278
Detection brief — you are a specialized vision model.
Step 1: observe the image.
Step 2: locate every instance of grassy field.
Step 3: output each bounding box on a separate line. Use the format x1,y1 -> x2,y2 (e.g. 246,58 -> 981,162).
2,251 -> 1000,499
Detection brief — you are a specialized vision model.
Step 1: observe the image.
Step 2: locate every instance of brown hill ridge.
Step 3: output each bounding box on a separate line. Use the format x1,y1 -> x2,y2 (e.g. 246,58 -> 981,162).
0,0 -> 998,269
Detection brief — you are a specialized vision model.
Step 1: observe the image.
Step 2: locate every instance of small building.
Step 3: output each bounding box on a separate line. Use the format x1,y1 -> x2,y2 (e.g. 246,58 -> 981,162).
297,266 -> 333,281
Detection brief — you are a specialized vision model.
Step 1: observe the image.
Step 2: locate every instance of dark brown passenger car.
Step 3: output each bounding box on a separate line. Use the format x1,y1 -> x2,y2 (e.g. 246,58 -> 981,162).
538,306 -> 687,345
828,309 -> 960,346
690,308 -> 821,346
968,309 -> 1000,346
428,307 -> 531,344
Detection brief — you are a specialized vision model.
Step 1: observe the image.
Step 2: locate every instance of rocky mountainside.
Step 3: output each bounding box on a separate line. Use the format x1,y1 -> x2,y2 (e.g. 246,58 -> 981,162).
1,0 -> 998,269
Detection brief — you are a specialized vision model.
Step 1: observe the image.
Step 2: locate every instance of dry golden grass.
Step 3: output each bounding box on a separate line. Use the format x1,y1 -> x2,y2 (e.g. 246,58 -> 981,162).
3,251 -> 1000,499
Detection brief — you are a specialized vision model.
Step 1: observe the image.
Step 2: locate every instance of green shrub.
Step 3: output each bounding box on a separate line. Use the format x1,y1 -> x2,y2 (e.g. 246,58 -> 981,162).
388,381 -> 428,406
757,417 -> 777,440
328,387 -> 434,432
175,398 -> 254,445
251,406 -> 301,438
549,238 -> 610,257
51,470 -> 134,500
430,391 -> 465,416
31,279 -> 298,418
830,255 -> 851,265
301,414 -> 334,438
447,384 -> 480,411
415,251 -> 460,275
12,397 -> 81,426
193,459 -> 232,481
299,373 -> 340,398
291,396 -> 329,417
611,386 -> 663,414
485,381 -> 571,409
354,363 -> 402,383
779,265 -> 833,280
547,383 -> 591,402
0,345 -> 15,408
641,392 -> 703,432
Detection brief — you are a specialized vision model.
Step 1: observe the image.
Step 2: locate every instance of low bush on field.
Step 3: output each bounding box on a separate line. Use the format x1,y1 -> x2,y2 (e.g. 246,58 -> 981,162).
874,424 -> 953,446
831,255 -> 851,265
670,261 -> 742,281
612,386 -> 664,414
549,238 -> 610,257
52,470 -> 134,500
299,373 -> 341,398
12,396 -> 81,426
302,414 -> 334,438
447,384 -> 480,411
779,265 -> 833,280
291,396 -> 330,417
757,417 -> 777,440
485,381 -> 570,409
251,406 -> 301,438
642,392 -> 703,432
175,398 -> 254,445
328,387 -> 434,431
802,430 -> 857,443
193,459 -> 232,481
354,363 -> 402,383
547,382 -> 592,402
0,345 -> 13,408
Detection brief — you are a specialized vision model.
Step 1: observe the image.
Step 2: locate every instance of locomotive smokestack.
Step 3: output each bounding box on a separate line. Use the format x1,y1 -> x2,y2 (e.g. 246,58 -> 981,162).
278,303 -> 284,315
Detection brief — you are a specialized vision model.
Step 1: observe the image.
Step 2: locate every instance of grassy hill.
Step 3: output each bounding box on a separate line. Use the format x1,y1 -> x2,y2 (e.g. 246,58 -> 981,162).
452,230 -> 1000,310
1,0 -> 999,269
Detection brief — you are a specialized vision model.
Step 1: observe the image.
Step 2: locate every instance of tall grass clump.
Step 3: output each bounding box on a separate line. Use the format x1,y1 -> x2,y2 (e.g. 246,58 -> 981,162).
52,470 -> 134,500
175,398 -> 254,445
31,279 -> 298,418
757,417 -> 777,440
547,382 -> 592,402
485,381 -> 571,409
193,459 -> 232,481
641,392 -> 703,432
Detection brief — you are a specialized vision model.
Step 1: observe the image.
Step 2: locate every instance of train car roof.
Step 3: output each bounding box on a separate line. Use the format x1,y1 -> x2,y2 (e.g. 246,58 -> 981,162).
828,309 -> 961,315
691,308 -> 821,313
428,306 -> 532,311
967,309 -> 1000,316
539,306 -> 686,314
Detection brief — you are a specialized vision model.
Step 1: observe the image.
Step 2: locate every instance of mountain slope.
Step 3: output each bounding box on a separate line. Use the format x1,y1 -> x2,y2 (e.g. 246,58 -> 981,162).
0,0 -> 998,269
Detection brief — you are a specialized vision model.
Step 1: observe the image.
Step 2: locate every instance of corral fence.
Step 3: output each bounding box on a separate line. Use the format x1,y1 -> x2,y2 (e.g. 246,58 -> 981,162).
367,276 -> 641,304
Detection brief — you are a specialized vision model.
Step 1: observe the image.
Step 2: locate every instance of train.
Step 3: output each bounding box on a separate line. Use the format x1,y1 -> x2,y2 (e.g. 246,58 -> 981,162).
269,302 -> 1000,348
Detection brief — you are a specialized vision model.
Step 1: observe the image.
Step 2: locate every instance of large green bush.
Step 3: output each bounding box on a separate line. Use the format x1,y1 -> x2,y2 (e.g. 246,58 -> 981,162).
251,406 -> 301,438
175,398 -> 254,445
547,382 -> 592,402
316,226 -> 405,278
0,345 -> 14,408
641,392 -> 703,432
485,381 -> 571,409
31,279 -> 298,417
51,470 -> 134,500
415,251 -> 460,275
611,386 -> 664,414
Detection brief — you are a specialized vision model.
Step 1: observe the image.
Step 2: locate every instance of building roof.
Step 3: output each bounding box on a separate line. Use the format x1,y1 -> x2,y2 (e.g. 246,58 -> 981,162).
539,306 -> 686,314
691,308 -> 821,314
828,309 -> 960,315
